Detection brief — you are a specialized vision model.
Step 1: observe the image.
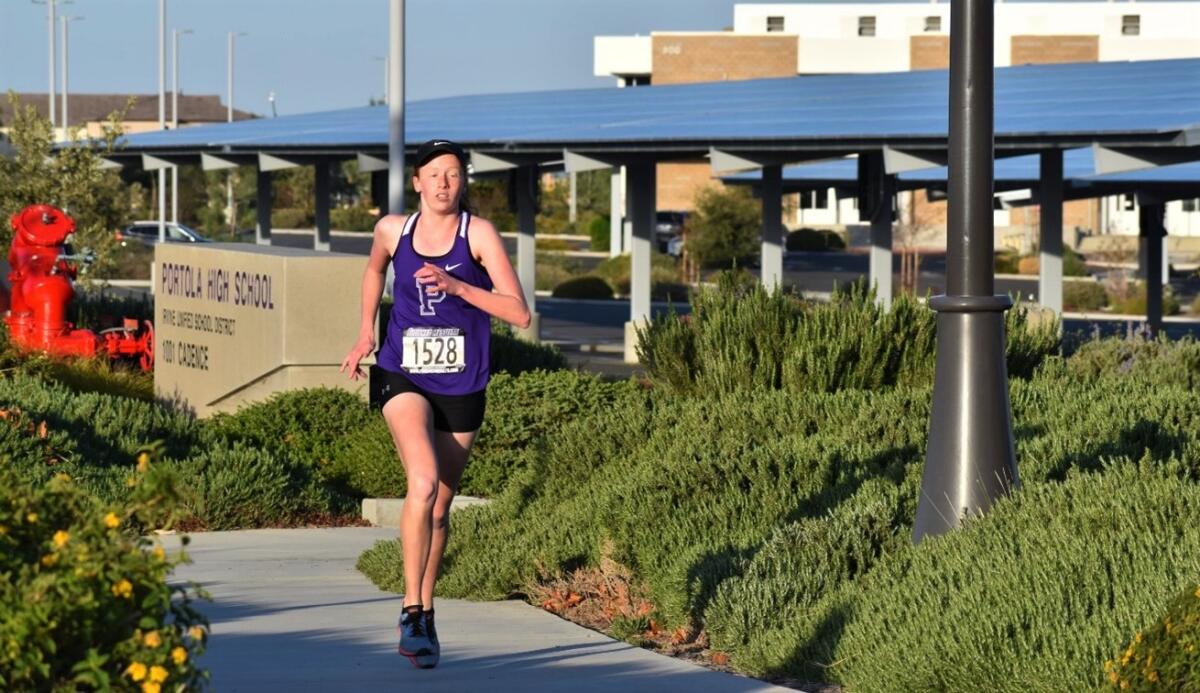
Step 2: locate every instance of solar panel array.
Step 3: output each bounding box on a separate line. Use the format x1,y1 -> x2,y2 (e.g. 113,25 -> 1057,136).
114,59 -> 1200,153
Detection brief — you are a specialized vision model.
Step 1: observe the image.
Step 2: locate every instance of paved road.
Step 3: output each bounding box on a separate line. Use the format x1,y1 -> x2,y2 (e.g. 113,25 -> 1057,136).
166,528 -> 791,693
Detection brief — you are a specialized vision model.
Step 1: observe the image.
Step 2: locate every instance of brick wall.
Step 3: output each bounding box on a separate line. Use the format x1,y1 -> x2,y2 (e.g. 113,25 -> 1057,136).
1010,35 -> 1099,65
909,35 -> 950,71
651,34 -> 797,85
657,162 -> 722,211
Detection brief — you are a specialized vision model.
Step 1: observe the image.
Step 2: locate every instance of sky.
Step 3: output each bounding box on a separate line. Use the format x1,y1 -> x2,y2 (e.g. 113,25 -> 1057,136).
0,0 -> 747,117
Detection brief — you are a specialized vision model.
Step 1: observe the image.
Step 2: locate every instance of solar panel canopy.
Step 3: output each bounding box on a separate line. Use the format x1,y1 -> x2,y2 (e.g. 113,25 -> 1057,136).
109,58 -> 1200,160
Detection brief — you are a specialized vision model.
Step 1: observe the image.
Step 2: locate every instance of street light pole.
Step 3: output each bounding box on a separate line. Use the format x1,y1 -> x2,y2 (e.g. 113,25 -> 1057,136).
912,0 -> 1018,543
60,16 -> 83,140
171,28 -> 192,224
389,0 -> 404,215
226,31 -> 246,234
157,0 -> 166,244
32,0 -> 68,131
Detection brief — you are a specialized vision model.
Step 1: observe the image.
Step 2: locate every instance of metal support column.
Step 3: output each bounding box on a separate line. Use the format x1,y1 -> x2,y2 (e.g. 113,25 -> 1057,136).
314,162 -> 331,251
625,162 -> 655,363
515,165 -> 540,341
1038,150 -> 1064,314
860,152 -> 895,308
913,0 -> 1018,544
610,168 -> 623,257
569,171 -> 578,224
761,164 -> 784,290
1139,202 -> 1166,337
255,168 -> 272,246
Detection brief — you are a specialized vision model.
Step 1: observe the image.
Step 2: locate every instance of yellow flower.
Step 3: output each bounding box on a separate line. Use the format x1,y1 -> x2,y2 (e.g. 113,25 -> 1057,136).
152,546 -> 166,562
52,530 -> 69,548
1120,681 -> 1129,690
125,661 -> 147,681
143,631 -> 162,648
137,452 -> 151,472
148,665 -> 168,683
188,625 -> 205,641
0,525 -> 7,535
26,512 -> 37,524
104,512 -> 120,529
1194,586 -> 1200,599
171,646 -> 188,665
1135,632 -> 1143,644
1108,670 -> 1119,684
1147,671 -> 1159,683
40,554 -> 58,567
141,683 -> 160,693
111,579 -> 133,599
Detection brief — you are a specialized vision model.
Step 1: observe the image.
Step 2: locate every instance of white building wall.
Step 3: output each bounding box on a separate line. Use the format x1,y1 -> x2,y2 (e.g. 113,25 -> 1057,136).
594,36 -> 652,78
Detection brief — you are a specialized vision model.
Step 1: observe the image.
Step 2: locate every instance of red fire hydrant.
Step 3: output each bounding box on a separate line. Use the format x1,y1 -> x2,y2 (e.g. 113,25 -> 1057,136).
5,204 -> 153,371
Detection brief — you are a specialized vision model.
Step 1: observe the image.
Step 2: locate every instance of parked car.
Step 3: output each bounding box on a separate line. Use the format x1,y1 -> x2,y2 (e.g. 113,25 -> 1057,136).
655,211 -> 688,253
115,221 -> 210,247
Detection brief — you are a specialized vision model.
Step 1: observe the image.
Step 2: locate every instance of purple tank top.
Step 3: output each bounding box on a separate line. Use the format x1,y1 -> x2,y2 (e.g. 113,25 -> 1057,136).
377,211 -> 493,395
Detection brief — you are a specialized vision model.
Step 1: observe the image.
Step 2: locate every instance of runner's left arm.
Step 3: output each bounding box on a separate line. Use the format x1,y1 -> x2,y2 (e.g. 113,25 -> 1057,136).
412,218 -> 531,329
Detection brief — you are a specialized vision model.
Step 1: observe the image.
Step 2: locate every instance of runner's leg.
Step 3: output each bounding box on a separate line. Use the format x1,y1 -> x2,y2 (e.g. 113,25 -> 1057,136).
382,392 -> 439,607
420,428 -> 477,608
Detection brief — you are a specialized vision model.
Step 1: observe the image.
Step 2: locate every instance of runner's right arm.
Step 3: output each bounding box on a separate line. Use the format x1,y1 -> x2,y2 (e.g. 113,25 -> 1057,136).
341,214 -> 404,380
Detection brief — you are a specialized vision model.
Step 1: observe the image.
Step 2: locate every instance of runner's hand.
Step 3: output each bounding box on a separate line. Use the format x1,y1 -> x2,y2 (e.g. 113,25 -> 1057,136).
340,334 -> 375,381
414,262 -> 463,297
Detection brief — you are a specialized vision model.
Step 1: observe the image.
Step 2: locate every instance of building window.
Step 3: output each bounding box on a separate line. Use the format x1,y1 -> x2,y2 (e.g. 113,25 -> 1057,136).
924,16 -> 942,32
1122,194 -> 1137,211
800,190 -> 830,210
1183,198 -> 1200,213
1122,15 -> 1140,36
858,16 -> 876,37
766,16 -> 785,33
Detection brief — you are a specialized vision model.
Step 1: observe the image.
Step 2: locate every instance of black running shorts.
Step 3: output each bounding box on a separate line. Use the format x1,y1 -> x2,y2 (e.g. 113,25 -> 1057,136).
371,366 -> 487,433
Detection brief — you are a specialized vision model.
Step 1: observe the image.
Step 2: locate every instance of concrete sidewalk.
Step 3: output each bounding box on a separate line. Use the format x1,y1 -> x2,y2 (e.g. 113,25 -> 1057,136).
166,528 -> 793,692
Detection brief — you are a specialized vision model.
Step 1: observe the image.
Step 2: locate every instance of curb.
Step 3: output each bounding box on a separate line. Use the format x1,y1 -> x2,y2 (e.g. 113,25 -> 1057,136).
361,496 -> 490,528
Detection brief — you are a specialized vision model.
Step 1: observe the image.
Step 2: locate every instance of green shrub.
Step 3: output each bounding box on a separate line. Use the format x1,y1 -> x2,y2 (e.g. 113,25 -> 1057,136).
178,442 -> 328,529
551,276 -> 614,300
271,207 -> 310,229
534,255 -> 577,292
326,370 -> 632,499
1102,583 -> 1200,691
1064,280 -> 1108,312
206,387 -> 369,477
588,216 -> 610,252
1065,335 -> 1200,391
330,204 -> 378,233
785,228 -> 846,252
833,464 -> 1200,692
490,321 -> 568,375
1064,246 -> 1089,277
995,250 -> 1021,274
687,186 -> 761,268
0,458 -> 207,691
637,275 -> 1058,396
1111,282 -> 1181,316
591,251 -> 680,297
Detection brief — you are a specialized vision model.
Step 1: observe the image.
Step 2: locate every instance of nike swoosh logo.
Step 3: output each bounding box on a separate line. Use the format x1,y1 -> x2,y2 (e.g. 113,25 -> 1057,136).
445,263 -> 462,272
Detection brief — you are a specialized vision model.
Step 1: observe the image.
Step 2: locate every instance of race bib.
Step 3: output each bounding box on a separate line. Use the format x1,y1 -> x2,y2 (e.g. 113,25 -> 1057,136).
401,327 -> 467,374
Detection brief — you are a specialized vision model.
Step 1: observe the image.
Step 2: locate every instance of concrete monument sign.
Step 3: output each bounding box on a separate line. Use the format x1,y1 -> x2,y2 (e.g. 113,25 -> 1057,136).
154,243 -> 367,416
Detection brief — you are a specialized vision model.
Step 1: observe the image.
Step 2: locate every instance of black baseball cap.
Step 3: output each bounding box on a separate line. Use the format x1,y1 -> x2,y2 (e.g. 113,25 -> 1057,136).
414,139 -> 467,169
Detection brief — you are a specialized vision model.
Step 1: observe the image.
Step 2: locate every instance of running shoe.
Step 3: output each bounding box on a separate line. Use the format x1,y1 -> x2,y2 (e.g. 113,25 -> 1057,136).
423,609 -> 441,667
397,607 -> 436,669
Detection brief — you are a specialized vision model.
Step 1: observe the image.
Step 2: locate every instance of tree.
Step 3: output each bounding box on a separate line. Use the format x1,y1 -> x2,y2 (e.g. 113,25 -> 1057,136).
686,185 -> 761,269
0,93 -> 131,278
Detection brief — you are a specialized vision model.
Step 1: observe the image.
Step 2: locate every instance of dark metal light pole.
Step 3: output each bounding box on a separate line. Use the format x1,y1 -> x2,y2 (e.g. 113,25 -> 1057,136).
912,0 -> 1019,543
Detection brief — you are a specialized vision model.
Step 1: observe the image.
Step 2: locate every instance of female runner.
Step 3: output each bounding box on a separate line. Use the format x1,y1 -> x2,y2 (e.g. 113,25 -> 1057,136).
341,139 -> 530,668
